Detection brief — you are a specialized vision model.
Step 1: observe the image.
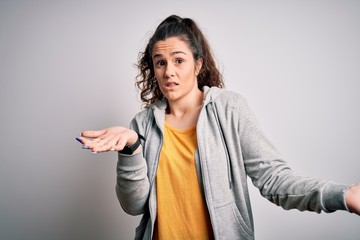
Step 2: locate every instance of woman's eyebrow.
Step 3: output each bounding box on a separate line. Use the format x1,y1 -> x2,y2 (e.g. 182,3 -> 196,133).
153,54 -> 161,59
171,51 -> 187,55
153,51 -> 187,59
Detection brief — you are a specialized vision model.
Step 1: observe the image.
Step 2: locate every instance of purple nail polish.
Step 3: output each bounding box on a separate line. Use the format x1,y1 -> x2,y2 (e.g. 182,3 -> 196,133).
76,137 -> 83,144
91,151 -> 97,154
82,146 -> 89,149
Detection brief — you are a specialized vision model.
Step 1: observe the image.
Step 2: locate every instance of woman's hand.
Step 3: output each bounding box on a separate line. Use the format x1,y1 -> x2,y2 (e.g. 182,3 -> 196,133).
345,182 -> 360,215
76,126 -> 139,154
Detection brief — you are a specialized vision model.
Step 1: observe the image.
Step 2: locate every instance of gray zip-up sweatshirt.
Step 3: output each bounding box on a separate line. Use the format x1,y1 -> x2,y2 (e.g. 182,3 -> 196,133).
116,86 -> 349,239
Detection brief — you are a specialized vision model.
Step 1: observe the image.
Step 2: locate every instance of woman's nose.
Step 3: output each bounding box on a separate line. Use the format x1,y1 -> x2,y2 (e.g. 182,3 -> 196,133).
165,63 -> 175,77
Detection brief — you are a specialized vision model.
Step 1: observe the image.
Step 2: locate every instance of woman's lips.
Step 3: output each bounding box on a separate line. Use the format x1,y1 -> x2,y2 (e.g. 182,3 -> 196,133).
164,82 -> 179,89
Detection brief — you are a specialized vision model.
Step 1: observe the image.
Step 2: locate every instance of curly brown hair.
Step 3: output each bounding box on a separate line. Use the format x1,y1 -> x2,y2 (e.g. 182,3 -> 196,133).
136,15 -> 224,107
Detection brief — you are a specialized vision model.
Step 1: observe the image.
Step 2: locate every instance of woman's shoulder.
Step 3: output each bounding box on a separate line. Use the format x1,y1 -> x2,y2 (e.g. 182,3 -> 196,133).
131,98 -> 166,123
208,87 -> 248,106
132,106 -> 152,122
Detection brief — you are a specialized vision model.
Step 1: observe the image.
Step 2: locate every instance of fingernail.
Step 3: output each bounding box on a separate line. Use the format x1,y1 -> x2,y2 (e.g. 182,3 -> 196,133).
91,151 -> 97,154
82,146 -> 89,149
76,137 -> 83,144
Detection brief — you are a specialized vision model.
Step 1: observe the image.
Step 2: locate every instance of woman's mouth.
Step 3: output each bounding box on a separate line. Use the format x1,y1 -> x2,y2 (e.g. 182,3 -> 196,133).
164,82 -> 179,89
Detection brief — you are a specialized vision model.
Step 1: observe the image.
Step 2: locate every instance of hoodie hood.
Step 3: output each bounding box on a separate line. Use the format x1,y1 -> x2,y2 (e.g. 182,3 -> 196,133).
149,86 -> 225,110
203,86 -> 224,105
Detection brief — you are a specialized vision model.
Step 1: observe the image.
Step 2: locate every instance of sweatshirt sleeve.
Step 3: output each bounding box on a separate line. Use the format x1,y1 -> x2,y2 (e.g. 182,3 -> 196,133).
237,95 -> 350,213
115,116 -> 151,216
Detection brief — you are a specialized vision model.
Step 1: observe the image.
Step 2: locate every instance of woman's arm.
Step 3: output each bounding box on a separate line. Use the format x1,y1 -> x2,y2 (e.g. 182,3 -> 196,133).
236,95 -> 353,213
78,126 -> 150,215
79,126 -> 139,154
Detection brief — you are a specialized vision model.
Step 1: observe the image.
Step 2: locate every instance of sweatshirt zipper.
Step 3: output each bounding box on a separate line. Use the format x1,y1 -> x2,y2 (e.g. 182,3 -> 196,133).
148,108 -> 163,239
211,102 -> 233,189
196,112 -> 218,239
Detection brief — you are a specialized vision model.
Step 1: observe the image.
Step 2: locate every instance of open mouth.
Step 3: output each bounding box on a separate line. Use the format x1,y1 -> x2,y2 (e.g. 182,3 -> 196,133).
165,82 -> 179,87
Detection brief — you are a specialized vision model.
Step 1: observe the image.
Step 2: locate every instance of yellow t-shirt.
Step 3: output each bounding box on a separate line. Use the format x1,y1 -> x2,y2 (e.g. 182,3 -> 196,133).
153,123 -> 214,239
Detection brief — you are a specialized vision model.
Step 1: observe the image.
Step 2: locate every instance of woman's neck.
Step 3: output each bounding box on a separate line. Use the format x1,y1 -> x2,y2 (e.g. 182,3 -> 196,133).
165,90 -> 203,130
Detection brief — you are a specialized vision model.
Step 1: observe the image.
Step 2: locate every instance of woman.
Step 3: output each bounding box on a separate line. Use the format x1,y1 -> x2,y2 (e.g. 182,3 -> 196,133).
77,15 -> 360,239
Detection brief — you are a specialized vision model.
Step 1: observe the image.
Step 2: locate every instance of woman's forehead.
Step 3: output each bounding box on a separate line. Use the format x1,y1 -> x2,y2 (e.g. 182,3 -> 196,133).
152,37 -> 191,57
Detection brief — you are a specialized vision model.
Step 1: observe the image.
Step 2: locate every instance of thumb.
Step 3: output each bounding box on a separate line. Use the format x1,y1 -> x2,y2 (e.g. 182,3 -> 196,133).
81,129 -> 107,138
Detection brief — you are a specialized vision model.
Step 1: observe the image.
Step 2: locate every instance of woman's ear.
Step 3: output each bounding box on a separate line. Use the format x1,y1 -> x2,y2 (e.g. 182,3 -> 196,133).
195,58 -> 203,76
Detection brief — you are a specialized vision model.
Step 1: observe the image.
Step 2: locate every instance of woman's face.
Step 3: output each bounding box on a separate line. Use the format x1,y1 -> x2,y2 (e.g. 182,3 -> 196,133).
152,37 -> 202,103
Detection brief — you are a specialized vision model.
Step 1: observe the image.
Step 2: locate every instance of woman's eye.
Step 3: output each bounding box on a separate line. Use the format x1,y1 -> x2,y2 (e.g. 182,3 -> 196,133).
156,60 -> 165,66
175,59 -> 183,64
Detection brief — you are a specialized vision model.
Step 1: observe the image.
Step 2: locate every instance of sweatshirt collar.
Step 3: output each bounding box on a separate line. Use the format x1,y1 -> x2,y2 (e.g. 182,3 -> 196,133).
149,86 -> 224,111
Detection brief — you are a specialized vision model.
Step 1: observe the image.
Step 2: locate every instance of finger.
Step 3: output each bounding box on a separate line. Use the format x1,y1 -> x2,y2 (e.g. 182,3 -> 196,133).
85,137 -> 108,150
92,136 -> 119,152
81,129 -> 107,138
77,136 -> 96,147
113,137 -> 128,152
95,134 -> 129,152
76,137 -> 92,146
108,136 -> 121,151
75,137 -> 94,151
82,134 -> 110,148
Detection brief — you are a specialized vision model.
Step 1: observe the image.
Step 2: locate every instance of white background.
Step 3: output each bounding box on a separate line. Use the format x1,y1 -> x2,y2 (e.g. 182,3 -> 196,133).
1,0 -> 359,239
